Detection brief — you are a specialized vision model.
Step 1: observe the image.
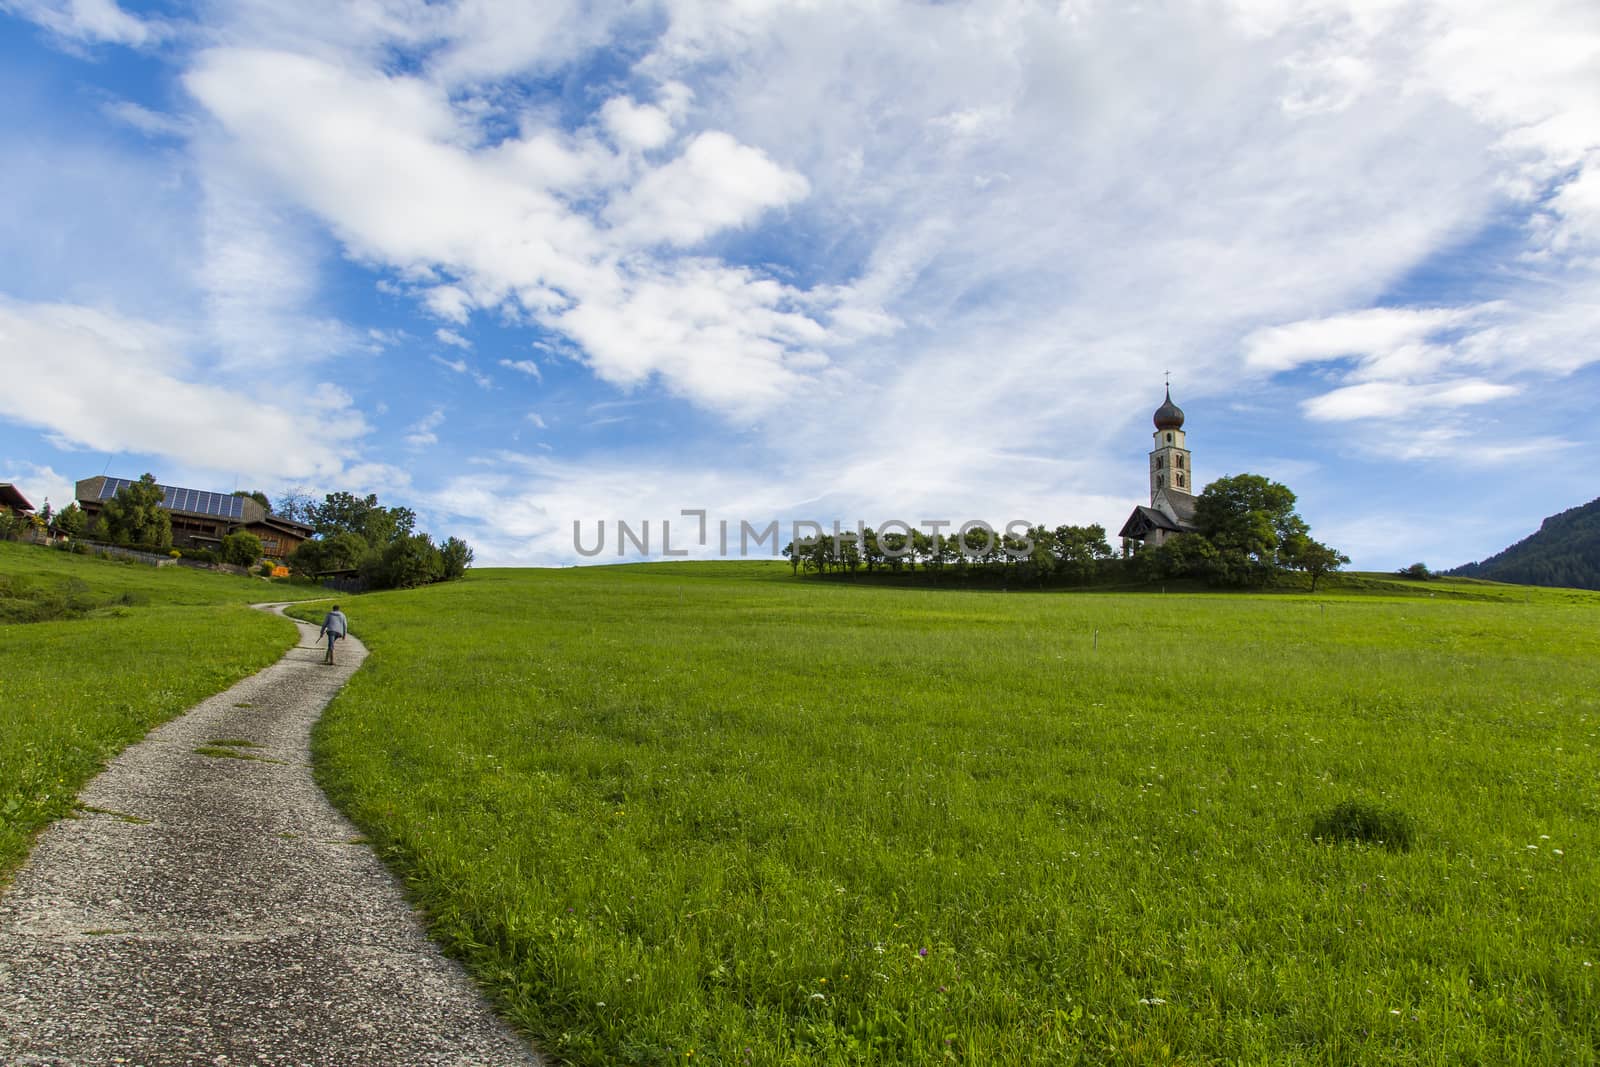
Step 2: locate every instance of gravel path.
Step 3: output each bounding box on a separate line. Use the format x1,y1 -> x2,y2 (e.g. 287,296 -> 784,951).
0,603 -> 543,1066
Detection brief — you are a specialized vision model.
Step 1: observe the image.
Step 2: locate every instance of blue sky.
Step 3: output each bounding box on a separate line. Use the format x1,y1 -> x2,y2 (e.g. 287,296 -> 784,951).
2,0 -> 1598,569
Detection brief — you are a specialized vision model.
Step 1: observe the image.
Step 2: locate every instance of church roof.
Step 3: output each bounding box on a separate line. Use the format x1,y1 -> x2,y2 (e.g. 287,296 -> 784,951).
1119,505 -> 1185,539
1153,386 -> 1184,430
1162,488 -> 1197,525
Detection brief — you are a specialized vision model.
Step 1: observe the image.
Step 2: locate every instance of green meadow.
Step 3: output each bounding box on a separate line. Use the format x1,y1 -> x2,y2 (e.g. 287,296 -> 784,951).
0,542 -> 324,876
291,564 -> 1600,1065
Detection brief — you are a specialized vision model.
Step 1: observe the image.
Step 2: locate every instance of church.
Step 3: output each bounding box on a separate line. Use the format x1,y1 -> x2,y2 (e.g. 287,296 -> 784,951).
1118,386 -> 1199,555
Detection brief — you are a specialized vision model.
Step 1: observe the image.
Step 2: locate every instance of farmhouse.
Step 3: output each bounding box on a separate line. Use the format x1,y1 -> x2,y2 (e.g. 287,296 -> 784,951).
74,476 -> 314,558
0,483 -> 35,514
1118,387 -> 1199,554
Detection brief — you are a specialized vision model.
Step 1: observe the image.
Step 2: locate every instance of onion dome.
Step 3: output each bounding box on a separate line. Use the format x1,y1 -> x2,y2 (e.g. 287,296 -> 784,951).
1153,386 -> 1184,430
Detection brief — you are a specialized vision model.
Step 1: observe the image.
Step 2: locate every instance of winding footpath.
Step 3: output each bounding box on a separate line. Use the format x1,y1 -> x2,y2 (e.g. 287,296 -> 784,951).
0,604 -> 542,1066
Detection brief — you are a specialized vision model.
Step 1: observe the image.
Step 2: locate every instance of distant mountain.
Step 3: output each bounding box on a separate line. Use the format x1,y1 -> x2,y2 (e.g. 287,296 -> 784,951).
1450,497 -> 1600,590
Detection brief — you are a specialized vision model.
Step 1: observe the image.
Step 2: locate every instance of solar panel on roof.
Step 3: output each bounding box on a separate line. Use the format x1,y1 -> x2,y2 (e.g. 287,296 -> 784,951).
98,477 -> 250,519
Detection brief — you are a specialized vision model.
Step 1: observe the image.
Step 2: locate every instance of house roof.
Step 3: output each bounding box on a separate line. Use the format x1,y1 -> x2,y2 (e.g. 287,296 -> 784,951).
0,483 -> 34,512
75,475 -> 296,527
254,514 -> 315,536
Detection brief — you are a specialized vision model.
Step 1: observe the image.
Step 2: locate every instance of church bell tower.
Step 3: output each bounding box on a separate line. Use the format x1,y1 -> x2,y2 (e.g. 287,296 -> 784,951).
1149,385 -> 1192,501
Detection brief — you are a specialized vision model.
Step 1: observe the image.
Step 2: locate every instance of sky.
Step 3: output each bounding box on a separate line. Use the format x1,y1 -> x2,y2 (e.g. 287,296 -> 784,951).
1,0 -> 1597,569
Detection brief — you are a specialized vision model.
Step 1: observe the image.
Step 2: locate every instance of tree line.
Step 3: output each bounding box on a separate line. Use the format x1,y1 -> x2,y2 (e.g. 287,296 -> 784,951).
785,473 -> 1348,590
280,491 -> 473,590
783,523 -> 1119,586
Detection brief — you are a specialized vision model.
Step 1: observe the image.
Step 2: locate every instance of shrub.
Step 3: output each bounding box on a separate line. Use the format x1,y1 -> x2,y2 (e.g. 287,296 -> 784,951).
1399,562 -> 1432,580
220,530 -> 264,568
1311,799 -> 1416,850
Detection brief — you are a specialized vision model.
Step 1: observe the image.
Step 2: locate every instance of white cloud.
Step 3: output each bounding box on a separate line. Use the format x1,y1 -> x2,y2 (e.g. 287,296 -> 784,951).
405,407 -> 445,449
186,46 -> 833,417
525,412 -> 547,428
607,130 -> 809,247
0,300 -> 367,481
435,327 -> 471,349
423,284 -> 473,323
2,0 -> 167,46
1302,378 -> 1519,421
429,353 -> 491,389
102,100 -> 189,137
1244,307 -> 1486,372
601,95 -> 677,152
499,358 -> 543,381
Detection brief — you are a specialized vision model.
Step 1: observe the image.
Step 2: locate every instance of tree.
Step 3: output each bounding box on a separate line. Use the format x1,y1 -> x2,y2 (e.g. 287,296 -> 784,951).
233,489 -> 271,510
312,492 -> 416,546
220,530 -> 265,567
285,487 -> 472,590
288,530 -> 370,576
96,473 -> 172,549
1399,562 -> 1432,580
1286,538 -> 1350,592
365,533 -> 444,589
273,489 -> 317,525
1053,523 -> 1114,584
1192,474 -> 1305,585
54,502 -> 86,538
1133,532 -> 1219,582
440,536 -> 474,580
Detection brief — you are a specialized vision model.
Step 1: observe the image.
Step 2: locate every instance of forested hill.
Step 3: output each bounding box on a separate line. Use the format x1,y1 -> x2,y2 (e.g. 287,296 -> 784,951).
1449,496 -> 1600,590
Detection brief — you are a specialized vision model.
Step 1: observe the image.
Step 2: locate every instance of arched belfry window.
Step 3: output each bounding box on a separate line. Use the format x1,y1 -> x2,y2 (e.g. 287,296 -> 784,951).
1176,455 -> 1185,469
1165,433 -> 1173,444
1177,473 -> 1186,487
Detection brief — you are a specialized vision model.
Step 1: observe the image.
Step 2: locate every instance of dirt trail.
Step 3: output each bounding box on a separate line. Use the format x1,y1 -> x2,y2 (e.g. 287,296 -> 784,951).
0,603 -> 542,1066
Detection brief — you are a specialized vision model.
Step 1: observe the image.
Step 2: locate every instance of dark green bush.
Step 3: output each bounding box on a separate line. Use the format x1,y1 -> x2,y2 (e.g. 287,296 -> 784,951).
1311,799 -> 1416,850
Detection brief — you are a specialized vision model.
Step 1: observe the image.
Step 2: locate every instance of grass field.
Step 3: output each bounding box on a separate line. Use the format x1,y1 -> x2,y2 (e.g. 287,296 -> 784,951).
0,541 -> 327,877
293,563 -> 1600,1065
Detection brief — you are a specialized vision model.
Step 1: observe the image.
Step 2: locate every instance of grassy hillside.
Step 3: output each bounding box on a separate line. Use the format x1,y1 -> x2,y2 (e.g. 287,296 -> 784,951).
299,563 -> 1600,1065
0,542 -> 328,877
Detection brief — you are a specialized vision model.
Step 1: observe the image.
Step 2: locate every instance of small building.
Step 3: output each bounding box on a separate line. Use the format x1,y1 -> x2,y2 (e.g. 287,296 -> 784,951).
0,483 -> 35,514
75,476 -> 314,558
1119,387 -> 1199,554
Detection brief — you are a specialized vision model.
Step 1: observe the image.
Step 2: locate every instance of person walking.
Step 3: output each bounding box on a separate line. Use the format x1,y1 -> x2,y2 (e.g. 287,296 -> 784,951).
319,604 -> 348,665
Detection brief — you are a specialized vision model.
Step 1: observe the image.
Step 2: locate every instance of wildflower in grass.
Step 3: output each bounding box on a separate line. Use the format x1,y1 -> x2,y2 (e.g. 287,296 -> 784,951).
919,947 -> 928,958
